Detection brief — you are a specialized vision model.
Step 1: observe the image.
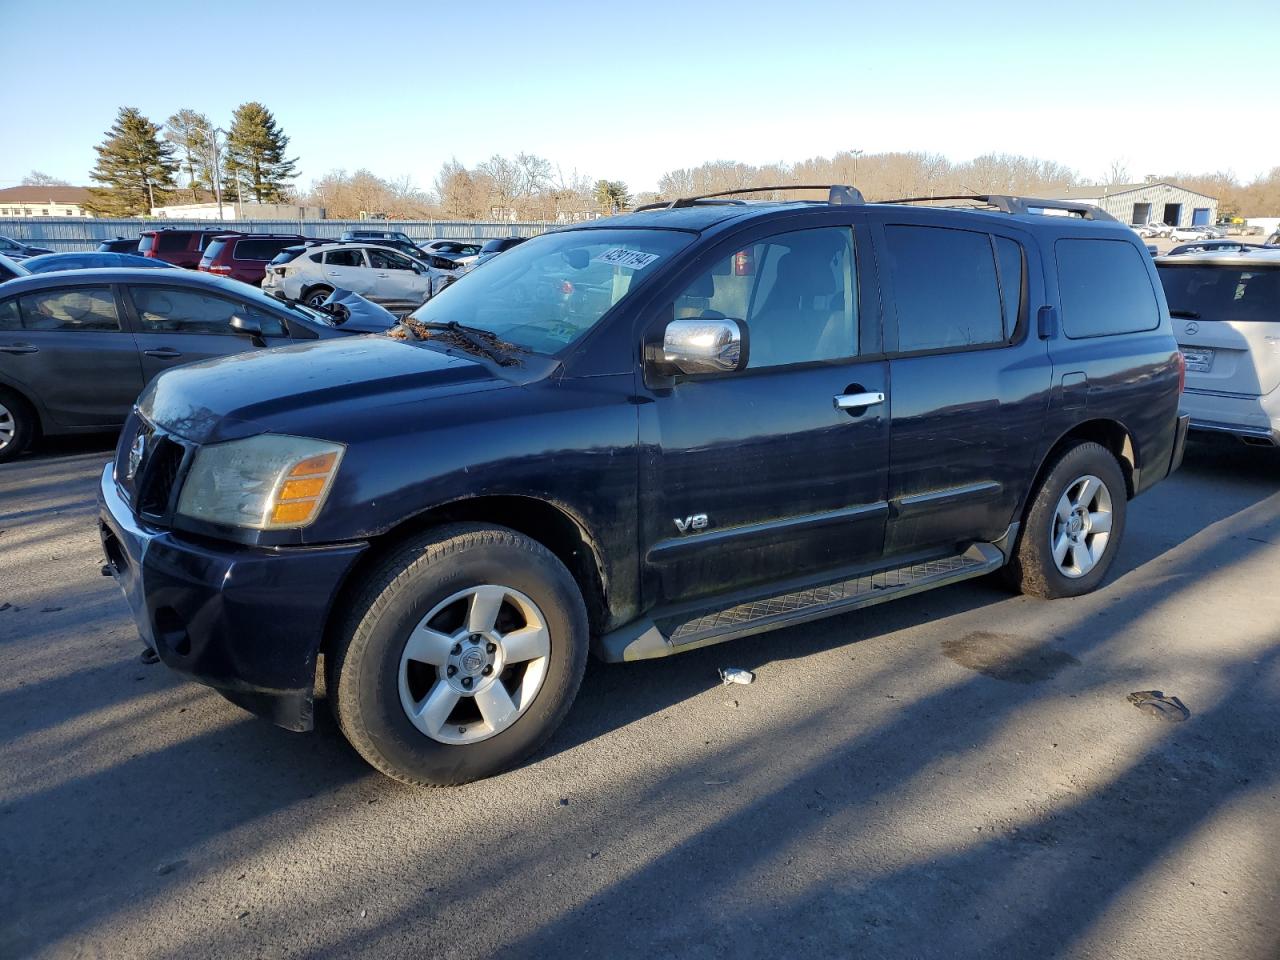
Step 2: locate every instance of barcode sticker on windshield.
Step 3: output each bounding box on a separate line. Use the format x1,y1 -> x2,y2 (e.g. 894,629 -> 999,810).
593,248 -> 661,270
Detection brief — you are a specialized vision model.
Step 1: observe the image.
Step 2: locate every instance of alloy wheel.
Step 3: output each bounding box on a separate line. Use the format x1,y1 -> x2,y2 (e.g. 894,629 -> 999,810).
0,401 -> 14,451
1051,474 -> 1114,578
398,584 -> 551,745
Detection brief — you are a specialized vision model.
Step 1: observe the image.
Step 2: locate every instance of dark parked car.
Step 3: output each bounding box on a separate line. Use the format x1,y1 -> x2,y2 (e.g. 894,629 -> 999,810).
0,253 -> 31,282
1166,240 -> 1266,257
22,252 -> 176,273
0,269 -> 387,461
339,231 -> 427,260
139,228 -> 240,269
468,236 -> 527,270
0,235 -> 54,259
98,237 -> 141,254
99,188 -> 1188,786
198,233 -> 308,286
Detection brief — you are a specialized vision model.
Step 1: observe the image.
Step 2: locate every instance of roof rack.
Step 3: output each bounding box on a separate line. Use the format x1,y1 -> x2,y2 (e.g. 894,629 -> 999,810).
878,194 -> 1119,222
634,184 -> 865,212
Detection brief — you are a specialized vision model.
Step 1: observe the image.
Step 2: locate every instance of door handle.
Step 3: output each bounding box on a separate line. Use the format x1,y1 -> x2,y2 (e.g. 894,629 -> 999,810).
834,391 -> 885,410
143,348 -> 183,359
376,273 -> 389,278
327,271 -> 341,277
0,344 -> 38,354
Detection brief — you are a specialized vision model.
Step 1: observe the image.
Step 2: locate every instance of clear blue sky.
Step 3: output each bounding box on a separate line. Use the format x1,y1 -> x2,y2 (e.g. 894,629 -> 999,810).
2,0 -> 1276,193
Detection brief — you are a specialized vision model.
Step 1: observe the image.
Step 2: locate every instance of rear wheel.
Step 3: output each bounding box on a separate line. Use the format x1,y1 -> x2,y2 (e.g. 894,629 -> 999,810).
327,524 -> 589,786
0,388 -> 36,463
1005,441 -> 1127,599
304,285 -> 333,308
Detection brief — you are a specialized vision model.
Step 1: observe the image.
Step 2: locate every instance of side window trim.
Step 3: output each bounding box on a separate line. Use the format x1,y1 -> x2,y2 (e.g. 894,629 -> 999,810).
873,220 -> 1028,360
661,222 -> 865,376
14,284 -> 124,333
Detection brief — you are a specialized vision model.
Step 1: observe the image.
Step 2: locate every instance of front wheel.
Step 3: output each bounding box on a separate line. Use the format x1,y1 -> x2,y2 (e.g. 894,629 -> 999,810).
1005,441 -> 1127,599
327,524 -> 589,786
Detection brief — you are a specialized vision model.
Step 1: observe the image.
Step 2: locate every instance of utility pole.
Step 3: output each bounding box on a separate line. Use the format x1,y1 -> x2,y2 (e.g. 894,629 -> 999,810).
852,149 -> 864,176
208,128 -> 226,220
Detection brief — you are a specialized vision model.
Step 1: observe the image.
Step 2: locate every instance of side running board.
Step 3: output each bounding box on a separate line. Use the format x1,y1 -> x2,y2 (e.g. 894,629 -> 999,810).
599,543 -> 1004,662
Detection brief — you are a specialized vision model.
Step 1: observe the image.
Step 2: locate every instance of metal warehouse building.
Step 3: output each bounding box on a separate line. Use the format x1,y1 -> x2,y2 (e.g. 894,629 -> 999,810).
1041,180 -> 1217,227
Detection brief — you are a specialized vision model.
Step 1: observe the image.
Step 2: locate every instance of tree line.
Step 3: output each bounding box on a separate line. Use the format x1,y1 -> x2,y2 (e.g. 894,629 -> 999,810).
57,105 -> 1280,218
83,104 -> 297,216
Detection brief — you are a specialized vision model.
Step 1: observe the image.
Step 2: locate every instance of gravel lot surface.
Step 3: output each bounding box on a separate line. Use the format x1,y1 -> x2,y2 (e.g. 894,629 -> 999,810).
1,435 -> 1278,960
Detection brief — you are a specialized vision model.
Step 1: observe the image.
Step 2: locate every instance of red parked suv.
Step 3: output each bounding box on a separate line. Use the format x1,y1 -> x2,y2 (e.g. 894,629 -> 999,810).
198,233 -> 308,286
138,228 -> 239,269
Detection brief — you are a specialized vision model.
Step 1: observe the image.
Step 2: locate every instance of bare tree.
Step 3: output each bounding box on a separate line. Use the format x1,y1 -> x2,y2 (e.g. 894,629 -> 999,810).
21,171 -> 70,186
1104,158 -> 1131,186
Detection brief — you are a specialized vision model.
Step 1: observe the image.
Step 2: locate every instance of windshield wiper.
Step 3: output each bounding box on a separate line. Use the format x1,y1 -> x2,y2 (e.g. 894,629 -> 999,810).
393,319 -> 525,366
1169,309 -> 1201,319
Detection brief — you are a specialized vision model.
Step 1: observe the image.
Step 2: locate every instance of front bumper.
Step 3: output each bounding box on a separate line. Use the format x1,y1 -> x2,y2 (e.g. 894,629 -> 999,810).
97,464 -> 367,731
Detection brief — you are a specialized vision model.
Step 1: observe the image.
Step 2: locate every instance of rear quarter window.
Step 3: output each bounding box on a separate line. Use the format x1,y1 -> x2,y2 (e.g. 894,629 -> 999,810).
155,232 -> 188,253
1056,239 -> 1160,338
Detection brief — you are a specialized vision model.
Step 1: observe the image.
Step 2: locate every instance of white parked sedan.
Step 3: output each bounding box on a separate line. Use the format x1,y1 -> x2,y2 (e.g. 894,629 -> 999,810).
263,242 -> 444,314
1157,250 -> 1280,446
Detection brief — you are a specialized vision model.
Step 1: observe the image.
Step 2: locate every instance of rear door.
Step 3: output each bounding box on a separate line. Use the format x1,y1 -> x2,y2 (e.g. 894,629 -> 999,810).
125,284 -> 293,381
1160,262 -> 1280,398
0,284 -> 144,427
870,215 -> 1051,557
641,217 -> 891,607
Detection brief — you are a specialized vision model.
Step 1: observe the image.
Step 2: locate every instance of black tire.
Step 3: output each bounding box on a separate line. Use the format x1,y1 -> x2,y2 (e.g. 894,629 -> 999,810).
0,387 -> 37,464
326,523 -> 589,786
303,285 -> 333,308
1005,441 -> 1128,599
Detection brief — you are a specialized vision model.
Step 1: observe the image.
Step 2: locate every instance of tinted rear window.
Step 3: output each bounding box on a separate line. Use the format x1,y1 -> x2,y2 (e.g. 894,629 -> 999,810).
885,225 -> 1006,352
202,238 -> 230,262
1056,239 -> 1160,338
155,232 -> 188,253
1158,265 -> 1280,324
234,238 -> 298,261
271,247 -> 306,266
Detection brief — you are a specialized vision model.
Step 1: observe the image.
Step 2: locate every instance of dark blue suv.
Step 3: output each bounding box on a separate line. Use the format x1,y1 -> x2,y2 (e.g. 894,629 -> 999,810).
98,187 -> 1189,785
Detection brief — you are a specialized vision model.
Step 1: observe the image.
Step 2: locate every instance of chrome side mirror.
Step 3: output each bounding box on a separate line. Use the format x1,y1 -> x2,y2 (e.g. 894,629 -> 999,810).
661,318 -> 748,375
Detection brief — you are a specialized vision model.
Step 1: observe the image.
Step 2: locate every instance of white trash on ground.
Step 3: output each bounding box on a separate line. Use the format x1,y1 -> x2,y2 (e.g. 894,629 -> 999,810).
719,667 -> 755,686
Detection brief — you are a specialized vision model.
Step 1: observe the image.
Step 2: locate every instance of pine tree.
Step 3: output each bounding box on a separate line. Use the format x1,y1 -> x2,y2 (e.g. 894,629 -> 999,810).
85,107 -> 178,217
224,102 -> 298,204
164,109 -> 215,202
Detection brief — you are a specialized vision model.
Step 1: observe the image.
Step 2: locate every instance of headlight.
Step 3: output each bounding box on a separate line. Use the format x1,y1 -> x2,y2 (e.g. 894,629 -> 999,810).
176,434 -> 345,530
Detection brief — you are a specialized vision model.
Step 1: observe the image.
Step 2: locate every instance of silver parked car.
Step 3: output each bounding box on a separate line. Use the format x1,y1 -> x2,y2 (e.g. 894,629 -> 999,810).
263,242 -> 448,314
1156,249 -> 1280,446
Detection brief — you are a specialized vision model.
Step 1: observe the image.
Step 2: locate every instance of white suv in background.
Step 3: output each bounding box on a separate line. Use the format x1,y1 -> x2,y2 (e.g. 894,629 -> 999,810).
1157,250 -> 1280,446
1169,225 -> 1221,242
263,242 -> 442,314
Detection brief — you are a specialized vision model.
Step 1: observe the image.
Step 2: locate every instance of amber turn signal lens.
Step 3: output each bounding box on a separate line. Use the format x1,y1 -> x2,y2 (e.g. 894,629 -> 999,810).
279,477 -> 326,500
290,452 -> 337,477
270,501 -> 316,524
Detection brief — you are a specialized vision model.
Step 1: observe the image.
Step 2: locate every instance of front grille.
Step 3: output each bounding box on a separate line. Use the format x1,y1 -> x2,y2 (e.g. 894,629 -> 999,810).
137,436 -> 186,518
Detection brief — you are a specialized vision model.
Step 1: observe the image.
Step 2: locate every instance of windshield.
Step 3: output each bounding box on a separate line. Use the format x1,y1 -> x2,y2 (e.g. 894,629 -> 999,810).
407,228 -> 693,354
1158,265 -> 1280,323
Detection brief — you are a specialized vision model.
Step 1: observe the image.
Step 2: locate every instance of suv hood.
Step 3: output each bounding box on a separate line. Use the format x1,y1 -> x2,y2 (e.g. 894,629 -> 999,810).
138,335 -> 550,444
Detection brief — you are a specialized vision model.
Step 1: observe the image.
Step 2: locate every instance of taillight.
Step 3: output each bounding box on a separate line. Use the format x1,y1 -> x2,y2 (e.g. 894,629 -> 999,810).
210,264 -> 232,275
1175,350 -> 1186,393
